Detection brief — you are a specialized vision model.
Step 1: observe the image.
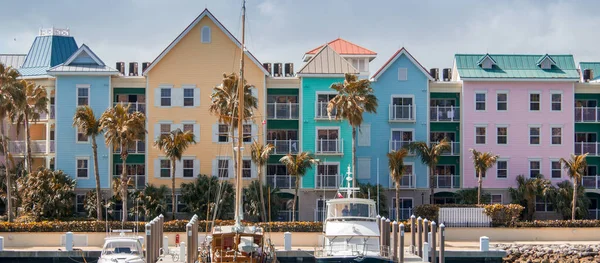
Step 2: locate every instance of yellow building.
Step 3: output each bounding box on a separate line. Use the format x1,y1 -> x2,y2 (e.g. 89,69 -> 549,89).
143,9 -> 268,199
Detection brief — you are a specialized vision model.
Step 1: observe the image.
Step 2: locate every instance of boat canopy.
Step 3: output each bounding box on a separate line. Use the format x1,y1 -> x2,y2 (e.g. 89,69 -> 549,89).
326,198 -> 377,220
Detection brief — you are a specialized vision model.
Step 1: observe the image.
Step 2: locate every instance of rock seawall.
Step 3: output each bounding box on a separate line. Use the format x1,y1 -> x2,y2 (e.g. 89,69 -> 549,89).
493,244 -> 600,263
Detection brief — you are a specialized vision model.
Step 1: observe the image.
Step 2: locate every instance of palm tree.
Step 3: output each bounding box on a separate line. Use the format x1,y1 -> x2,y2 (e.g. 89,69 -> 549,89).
387,149 -> 408,221
250,140 -> 274,222
469,149 -> 499,205
14,80 -> 49,174
0,63 -> 21,222
327,73 -> 378,184
73,106 -> 103,220
99,104 -> 146,222
407,138 -> 451,204
154,128 -> 196,220
279,152 -> 319,222
559,154 -> 588,220
509,174 -> 552,221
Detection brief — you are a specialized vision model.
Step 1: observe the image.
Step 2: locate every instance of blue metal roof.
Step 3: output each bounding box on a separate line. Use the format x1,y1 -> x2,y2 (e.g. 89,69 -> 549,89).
19,35 -> 78,76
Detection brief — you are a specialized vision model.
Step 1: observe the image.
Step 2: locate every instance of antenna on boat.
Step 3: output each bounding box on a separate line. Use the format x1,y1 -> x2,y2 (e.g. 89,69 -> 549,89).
344,165 -> 359,198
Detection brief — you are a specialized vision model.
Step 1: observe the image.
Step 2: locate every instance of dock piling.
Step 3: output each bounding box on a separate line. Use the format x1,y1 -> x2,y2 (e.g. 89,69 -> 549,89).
145,223 -> 151,263
480,236 -> 489,252
158,215 -> 164,251
65,232 -> 73,251
385,218 -> 391,252
392,221 -> 398,261
417,217 -> 423,257
399,223 -> 405,263
284,232 -> 292,251
439,223 -> 445,263
423,242 -> 429,261
180,242 -> 186,263
431,221 -> 437,263
410,215 -> 416,254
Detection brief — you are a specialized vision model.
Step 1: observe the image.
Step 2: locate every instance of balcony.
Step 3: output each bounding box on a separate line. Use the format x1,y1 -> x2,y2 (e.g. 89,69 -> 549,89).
36,105 -> 55,121
316,174 -> 339,189
389,140 -> 414,153
575,107 -> 600,122
267,140 -> 299,155
114,141 -> 145,154
582,175 -> 600,189
388,208 -> 413,221
314,209 -> 326,222
431,141 -> 460,156
266,174 -> 296,189
575,142 -> 599,156
8,140 -> 54,154
390,174 -> 415,189
389,105 -> 416,122
589,209 -> 600,220
267,103 -> 299,120
315,102 -> 336,119
433,175 -> 460,189
316,139 -> 343,154
430,106 -> 460,122
114,102 -> 146,114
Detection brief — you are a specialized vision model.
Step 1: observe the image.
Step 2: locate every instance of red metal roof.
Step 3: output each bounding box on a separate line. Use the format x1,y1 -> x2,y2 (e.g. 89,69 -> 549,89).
306,38 -> 376,55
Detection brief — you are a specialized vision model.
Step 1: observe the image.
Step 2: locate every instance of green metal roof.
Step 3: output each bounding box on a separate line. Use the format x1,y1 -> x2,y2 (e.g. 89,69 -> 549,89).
455,54 -> 579,80
580,62 -> 600,81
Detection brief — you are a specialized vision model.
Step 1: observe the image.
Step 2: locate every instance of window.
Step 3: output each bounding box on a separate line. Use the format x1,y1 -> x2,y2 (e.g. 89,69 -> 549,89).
551,161 -> 561,179
491,195 -> 502,204
77,126 -> 89,143
77,86 -> 89,106
475,126 -> 486,144
166,195 -> 186,213
160,159 -> 171,178
391,130 -> 413,151
497,93 -> 507,111
76,158 -> 89,178
497,160 -> 508,179
243,124 -> 252,143
316,163 -> 339,188
529,126 -> 540,145
317,128 -> 340,153
391,96 -> 414,120
160,124 -> 171,136
218,160 -> 229,178
551,127 -> 561,145
529,160 -> 541,178
551,93 -> 562,111
76,194 -> 85,213
242,160 -> 252,178
317,94 -> 336,118
429,132 -> 456,142
475,93 -> 486,111
201,26 -> 211,43
398,68 -> 407,81
115,164 -> 145,189
391,198 -> 413,220
160,88 -> 171,106
587,166 -> 598,176
529,93 -> 540,111
436,165 -> 456,176
218,124 -> 229,142
497,126 -> 507,145
535,196 -> 553,212
183,88 -> 194,107
183,159 -> 194,178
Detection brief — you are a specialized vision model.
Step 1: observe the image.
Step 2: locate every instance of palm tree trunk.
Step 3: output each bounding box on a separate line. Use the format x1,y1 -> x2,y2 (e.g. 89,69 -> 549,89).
351,127 -> 356,188
429,166 -> 435,204
171,158 -> 177,220
258,169 -> 267,222
91,136 -> 102,221
477,171 -> 482,205
120,143 -> 128,223
395,184 -> 400,221
292,175 -> 299,222
527,197 -> 535,221
572,180 -> 578,220
1,119 -> 12,222
24,113 -> 32,174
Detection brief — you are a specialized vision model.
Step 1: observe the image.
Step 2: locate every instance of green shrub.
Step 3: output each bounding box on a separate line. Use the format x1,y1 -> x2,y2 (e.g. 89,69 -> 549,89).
513,220 -> 600,228
413,204 -> 439,222
483,204 -> 524,227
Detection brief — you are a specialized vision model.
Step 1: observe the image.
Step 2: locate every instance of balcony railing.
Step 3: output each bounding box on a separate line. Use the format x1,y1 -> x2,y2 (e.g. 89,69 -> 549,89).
575,107 -> 600,122
267,139 -> 299,154
51,105 -> 55,119
389,105 -> 416,122
316,174 -> 339,189
267,103 -> 299,119
114,102 -> 146,113
431,141 -> 460,156
267,174 -> 296,189
114,141 -> 145,154
575,142 -> 599,156
390,174 -> 415,189
388,208 -> 413,221
275,210 -> 298,222
582,175 -> 600,189
316,139 -> 343,154
314,209 -> 326,222
8,140 -> 54,154
389,140 -> 414,152
589,209 -> 600,220
433,175 -> 460,189
430,106 -> 460,122
315,102 -> 336,119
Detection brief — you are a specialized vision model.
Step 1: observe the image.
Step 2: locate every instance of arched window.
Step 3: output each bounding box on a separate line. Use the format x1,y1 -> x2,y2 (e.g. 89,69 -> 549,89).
201,26 -> 211,43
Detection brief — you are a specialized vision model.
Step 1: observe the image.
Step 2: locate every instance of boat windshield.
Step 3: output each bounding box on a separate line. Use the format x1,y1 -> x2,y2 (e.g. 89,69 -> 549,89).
327,202 -> 375,219
102,240 -> 142,255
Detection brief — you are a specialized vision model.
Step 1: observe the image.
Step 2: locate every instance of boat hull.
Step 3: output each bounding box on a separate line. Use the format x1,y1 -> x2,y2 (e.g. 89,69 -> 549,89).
315,256 -> 394,263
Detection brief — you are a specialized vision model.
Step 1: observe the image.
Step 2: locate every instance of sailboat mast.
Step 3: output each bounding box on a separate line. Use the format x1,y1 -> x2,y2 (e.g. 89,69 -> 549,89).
234,0 -> 247,228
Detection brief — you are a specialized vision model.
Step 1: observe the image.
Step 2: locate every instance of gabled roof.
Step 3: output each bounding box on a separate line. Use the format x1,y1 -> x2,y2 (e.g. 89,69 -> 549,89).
454,54 -> 579,80
476,53 -> 497,66
297,45 -> 359,76
0,54 -> 26,68
536,54 -> 556,66
48,44 -> 118,75
306,38 -> 377,55
144,9 -> 268,76
371,47 -> 434,81
63,44 -> 105,66
580,62 -> 600,81
19,35 -> 78,76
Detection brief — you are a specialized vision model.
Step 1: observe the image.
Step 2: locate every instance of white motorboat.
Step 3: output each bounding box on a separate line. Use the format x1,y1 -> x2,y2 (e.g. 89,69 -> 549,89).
98,230 -> 145,263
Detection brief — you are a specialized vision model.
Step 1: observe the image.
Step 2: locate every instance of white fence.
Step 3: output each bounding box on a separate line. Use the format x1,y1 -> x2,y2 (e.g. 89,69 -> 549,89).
438,207 -> 491,227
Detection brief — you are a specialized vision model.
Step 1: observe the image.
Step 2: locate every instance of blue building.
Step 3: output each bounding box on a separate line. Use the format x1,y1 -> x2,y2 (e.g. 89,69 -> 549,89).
357,48 -> 433,220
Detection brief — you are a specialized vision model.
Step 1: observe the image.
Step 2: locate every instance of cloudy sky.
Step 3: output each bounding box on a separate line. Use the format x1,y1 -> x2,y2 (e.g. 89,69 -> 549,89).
1,0 -> 598,73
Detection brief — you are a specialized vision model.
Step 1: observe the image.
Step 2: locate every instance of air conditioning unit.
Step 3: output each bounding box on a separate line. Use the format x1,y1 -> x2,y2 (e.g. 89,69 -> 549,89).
273,63 -> 282,77
116,62 -> 125,75
141,62 -> 151,73
263,63 -> 272,75
284,63 -> 294,77
129,62 -> 139,76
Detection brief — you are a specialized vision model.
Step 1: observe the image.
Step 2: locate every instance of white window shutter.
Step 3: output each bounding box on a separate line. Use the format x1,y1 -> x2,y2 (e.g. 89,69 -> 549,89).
172,88 -> 182,107
194,159 -> 200,178
211,159 -> 218,177
251,124 -> 258,143
228,158 -> 234,178
154,88 -> 161,106
251,87 -> 258,100
357,158 -> 371,179
212,124 -> 218,142
154,159 -> 160,178
175,159 -> 183,178
193,124 -> 200,141
251,161 -> 257,178
194,88 -> 201,107
358,124 -> 371,146
154,124 -> 160,140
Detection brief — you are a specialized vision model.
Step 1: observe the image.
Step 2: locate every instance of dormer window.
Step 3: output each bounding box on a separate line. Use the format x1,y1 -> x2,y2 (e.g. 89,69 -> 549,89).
201,26 -> 211,43
537,54 -> 556,70
477,54 -> 496,69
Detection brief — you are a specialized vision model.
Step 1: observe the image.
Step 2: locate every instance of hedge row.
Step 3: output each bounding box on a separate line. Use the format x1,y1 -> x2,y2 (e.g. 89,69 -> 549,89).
512,220 -> 600,228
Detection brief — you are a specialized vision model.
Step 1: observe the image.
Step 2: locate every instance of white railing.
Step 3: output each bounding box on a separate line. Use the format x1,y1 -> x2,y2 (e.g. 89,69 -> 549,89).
439,207 -> 491,227
589,209 -> 600,220
582,175 -> 600,189
430,106 -> 460,122
114,102 -> 146,114
276,210 -> 296,222
267,103 -> 299,119
316,174 -> 339,189
266,174 -> 296,189
316,139 -> 343,154
8,140 -> 50,154
389,140 -> 413,152
39,27 -> 70,36
315,102 -> 336,119
315,244 -> 391,258
50,140 -> 55,153
433,175 -> 460,189
114,140 -> 145,154
314,209 -> 326,222
575,142 -> 599,156
575,107 -> 600,122
389,105 -> 416,121
389,174 -> 415,189
267,139 -> 299,154
388,208 -> 413,221
431,141 -> 460,156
